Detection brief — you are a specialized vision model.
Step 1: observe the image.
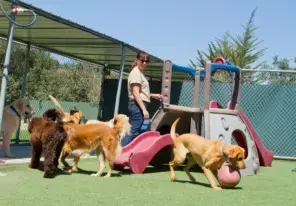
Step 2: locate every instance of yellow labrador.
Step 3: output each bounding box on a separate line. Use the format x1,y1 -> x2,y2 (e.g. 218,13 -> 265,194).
1,98 -> 35,158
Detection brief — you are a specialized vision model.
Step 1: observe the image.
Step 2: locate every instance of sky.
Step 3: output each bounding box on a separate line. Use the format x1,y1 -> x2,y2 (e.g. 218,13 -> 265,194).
24,0 -> 295,67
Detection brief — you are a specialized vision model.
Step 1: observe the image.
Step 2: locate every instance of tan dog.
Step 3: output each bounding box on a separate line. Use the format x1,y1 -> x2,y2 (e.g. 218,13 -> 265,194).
85,118 -> 115,128
60,114 -> 131,177
169,117 -> 246,190
48,95 -> 83,124
1,98 -> 35,157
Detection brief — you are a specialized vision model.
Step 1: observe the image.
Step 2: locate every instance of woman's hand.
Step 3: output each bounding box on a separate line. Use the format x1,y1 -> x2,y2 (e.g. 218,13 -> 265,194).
151,93 -> 164,101
142,109 -> 149,119
131,83 -> 150,119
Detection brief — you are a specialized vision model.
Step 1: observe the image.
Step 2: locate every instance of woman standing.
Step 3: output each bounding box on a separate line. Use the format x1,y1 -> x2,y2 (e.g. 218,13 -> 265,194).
121,51 -> 163,146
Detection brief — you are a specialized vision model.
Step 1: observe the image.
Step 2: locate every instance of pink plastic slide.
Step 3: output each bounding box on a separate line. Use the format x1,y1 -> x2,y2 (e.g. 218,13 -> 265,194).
235,109 -> 274,166
210,100 -> 273,166
113,131 -> 173,174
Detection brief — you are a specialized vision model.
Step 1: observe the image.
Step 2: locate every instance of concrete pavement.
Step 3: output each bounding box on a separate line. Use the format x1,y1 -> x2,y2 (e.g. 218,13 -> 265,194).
0,145 -> 96,165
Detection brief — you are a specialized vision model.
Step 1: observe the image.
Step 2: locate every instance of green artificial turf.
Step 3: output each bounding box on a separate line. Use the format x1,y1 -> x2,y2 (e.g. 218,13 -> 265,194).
0,159 -> 295,206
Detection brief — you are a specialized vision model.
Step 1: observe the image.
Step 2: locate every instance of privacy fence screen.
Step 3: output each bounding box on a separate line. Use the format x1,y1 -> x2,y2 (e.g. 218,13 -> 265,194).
1,37 -> 295,159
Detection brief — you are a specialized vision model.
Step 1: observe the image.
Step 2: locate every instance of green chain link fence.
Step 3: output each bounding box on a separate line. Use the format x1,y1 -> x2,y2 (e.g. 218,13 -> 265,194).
169,68 -> 296,158
1,37 -> 295,159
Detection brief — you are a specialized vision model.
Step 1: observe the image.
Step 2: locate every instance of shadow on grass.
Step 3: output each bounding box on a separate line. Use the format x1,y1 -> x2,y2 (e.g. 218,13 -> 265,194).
57,164 -> 188,177
173,179 -> 242,190
73,167 -> 122,177
34,161 -> 71,178
49,163 -> 241,190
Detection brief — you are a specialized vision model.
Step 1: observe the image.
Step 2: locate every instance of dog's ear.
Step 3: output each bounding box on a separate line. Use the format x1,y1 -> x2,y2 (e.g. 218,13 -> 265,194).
228,147 -> 244,159
113,116 -> 119,126
43,108 -> 58,121
70,110 -> 77,115
15,98 -> 24,112
69,106 -> 79,115
73,106 -> 79,112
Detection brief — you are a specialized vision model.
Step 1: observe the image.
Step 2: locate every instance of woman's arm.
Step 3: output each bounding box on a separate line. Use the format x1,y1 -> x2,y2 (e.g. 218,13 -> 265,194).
150,93 -> 164,101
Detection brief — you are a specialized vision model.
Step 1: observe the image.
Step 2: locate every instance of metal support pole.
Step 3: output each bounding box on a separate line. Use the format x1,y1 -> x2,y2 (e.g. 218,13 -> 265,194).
113,45 -> 126,116
20,43 -> 30,98
15,43 -> 30,144
203,61 -> 212,139
0,12 -> 15,132
97,65 -> 106,120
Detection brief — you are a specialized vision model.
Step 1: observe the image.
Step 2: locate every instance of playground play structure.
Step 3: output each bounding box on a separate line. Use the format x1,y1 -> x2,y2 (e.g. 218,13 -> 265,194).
114,58 -> 274,176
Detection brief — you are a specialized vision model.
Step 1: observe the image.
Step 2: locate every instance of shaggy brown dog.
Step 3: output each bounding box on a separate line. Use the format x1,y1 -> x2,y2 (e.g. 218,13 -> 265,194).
60,114 -> 131,178
169,117 -> 246,190
28,108 -> 68,178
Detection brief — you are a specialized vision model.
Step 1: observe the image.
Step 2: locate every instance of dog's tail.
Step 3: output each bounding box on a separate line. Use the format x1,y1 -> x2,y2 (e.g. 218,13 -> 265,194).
48,95 -> 66,117
170,117 -> 180,141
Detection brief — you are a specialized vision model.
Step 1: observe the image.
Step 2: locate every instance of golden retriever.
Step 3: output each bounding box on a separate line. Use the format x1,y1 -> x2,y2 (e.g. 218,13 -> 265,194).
1,98 -> 35,157
85,118 -> 115,127
48,95 -> 84,124
169,117 -> 246,190
60,114 -> 131,177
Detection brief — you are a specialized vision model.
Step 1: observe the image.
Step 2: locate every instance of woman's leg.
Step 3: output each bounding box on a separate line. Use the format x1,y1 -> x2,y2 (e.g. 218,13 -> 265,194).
121,101 -> 147,146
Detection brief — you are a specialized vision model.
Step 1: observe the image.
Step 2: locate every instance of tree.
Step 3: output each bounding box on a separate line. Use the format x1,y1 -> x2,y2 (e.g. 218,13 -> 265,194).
0,39 -> 102,104
258,56 -> 296,85
189,8 -> 267,83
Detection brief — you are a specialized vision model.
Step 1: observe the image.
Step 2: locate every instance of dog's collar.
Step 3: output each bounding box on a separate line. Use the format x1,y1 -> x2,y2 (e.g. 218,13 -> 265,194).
9,105 -> 21,119
221,144 -> 228,162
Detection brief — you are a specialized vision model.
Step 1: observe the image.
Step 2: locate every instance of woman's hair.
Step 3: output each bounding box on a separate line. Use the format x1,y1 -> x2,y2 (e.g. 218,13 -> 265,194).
130,51 -> 150,70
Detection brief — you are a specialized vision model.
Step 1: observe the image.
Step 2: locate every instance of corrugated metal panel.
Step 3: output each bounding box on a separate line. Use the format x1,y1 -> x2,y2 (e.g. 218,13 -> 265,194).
0,0 -> 175,79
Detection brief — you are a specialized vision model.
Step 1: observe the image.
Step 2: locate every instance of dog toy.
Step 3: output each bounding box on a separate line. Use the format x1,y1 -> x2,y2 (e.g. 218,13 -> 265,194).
217,164 -> 241,188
